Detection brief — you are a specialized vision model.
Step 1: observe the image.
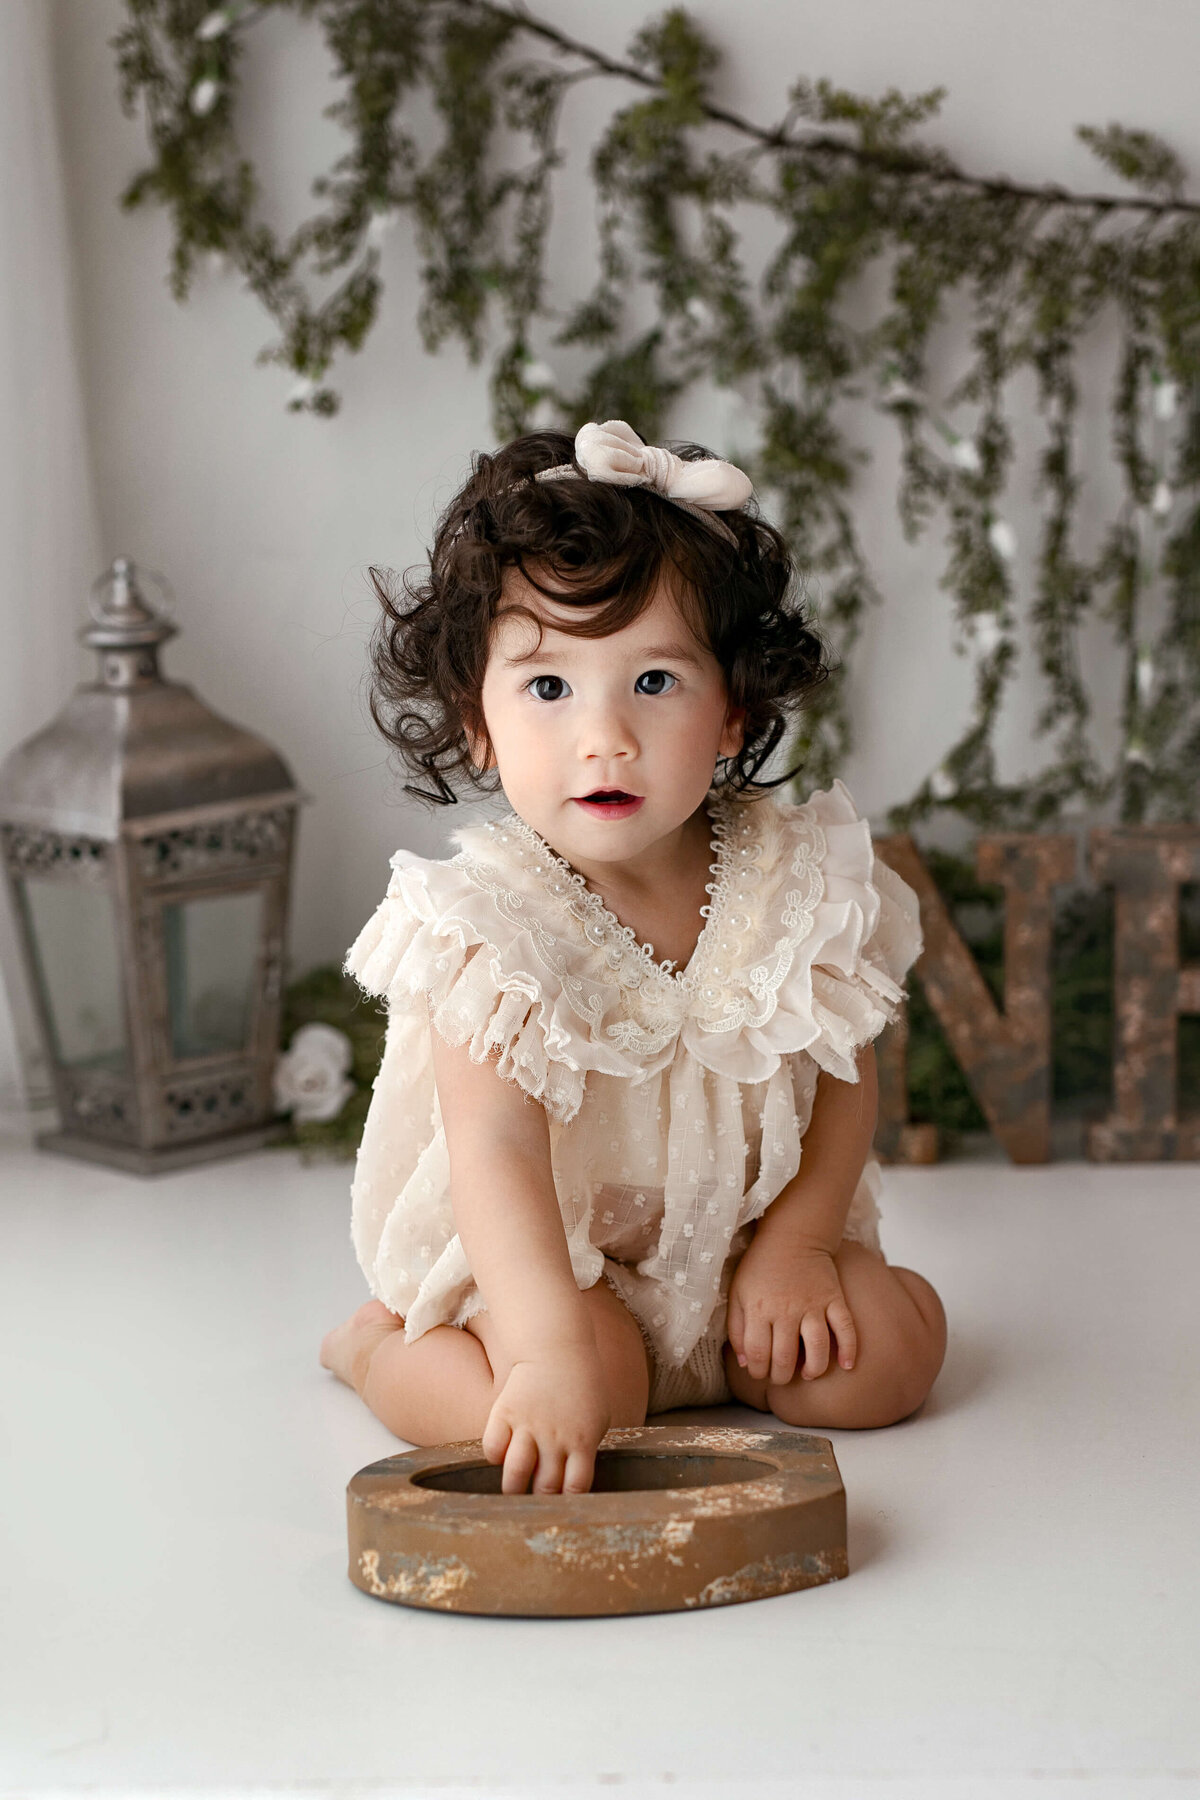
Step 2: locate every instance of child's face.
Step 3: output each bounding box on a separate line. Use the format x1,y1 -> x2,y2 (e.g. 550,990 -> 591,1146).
472,565 -> 745,867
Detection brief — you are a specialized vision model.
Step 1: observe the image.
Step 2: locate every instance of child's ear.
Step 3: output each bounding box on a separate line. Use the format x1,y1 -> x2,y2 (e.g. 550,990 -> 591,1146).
719,704 -> 746,761
464,719 -> 494,773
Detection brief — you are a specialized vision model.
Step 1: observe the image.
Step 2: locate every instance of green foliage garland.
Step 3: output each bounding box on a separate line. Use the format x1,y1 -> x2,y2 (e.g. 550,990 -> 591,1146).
114,1 -> 1200,834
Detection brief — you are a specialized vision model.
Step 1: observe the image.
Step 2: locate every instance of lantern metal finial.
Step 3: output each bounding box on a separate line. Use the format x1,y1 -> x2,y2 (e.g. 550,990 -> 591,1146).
84,557 -> 177,691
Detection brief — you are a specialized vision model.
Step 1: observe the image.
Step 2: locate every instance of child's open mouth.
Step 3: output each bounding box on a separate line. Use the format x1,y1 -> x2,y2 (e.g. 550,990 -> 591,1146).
572,789 -> 645,820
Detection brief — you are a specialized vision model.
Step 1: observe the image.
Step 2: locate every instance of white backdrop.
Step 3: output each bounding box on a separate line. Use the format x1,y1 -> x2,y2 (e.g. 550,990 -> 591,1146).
0,0 -> 103,1111
6,0 -> 1196,1106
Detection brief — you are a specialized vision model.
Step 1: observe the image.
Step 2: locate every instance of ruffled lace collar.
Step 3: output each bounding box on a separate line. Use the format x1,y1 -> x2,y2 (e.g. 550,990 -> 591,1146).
463,786 -> 771,1008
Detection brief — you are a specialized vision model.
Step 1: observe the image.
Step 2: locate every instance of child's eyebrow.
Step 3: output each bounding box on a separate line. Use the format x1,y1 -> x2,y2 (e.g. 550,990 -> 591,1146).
503,639 -> 706,667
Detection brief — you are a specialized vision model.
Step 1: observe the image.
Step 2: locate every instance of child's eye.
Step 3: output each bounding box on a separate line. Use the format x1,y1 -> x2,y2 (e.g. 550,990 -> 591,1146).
527,675 -> 571,702
635,670 -> 677,696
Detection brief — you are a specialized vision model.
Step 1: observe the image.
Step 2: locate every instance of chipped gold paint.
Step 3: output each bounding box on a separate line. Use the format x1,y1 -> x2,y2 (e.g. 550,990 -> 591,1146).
357,1547 -> 471,1604
525,1516 -> 695,1570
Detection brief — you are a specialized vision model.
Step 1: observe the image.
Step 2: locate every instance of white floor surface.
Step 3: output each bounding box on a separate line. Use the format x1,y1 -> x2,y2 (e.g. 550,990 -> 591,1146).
1,1126 -> 1197,1800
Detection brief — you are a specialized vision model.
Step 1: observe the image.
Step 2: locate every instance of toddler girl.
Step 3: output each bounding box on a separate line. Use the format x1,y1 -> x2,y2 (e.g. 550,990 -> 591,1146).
321,419 -> 946,1495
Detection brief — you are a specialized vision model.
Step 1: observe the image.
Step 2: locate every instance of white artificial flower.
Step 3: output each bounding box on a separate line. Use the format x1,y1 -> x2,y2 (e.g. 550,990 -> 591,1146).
522,359 -> 558,391
685,296 -> 715,329
987,517 -> 1017,560
196,8 -> 232,38
365,210 -> 397,250
1135,647 -> 1156,703
950,436 -> 982,474
273,1023 -> 355,1124
880,375 -> 920,408
968,610 -> 1006,656
1153,377 -> 1179,422
288,375 -> 316,404
189,77 -> 221,116
929,765 -> 958,800
1151,478 -> 1173,517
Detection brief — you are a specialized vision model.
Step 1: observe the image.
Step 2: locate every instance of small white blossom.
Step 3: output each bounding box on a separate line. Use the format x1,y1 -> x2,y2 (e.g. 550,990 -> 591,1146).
1152,377 -> 1179,422
968,610 -> 1006,656
196,9 -> 232,38
987,517 -> 1017,560
365,210 -> 397,249
1124,738 -> 1151,769
685,296 -> 715,329
1135,647 -> 1156,704
1151,478 -> 1173,517
522,359 -> 558,391
950,436 -> 982,474
929,765 -> 958,800
205,250 -> 229,276
189,77 -> 221,116
288,375 -> 316,404
880,375 -> 921,408
273,1023 -> 355,1124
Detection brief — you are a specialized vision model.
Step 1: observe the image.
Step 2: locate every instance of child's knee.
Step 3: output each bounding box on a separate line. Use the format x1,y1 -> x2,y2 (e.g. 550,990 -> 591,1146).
894,1268 -> 948,1379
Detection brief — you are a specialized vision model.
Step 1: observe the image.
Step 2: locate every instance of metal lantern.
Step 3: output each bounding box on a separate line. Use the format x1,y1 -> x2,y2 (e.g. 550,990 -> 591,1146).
0,558 -> 301,1174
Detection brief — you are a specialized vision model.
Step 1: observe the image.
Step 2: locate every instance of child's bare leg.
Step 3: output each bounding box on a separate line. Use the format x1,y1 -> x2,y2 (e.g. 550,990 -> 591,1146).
725,1241 -> 947,1430
320,1280 -> 652,1447
321,1300 -> 496,1441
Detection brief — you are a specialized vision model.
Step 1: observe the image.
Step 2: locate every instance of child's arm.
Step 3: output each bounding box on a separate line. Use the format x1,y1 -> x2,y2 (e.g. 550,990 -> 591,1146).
429,1015 -> 610,1495
727,1041 -> 878,1387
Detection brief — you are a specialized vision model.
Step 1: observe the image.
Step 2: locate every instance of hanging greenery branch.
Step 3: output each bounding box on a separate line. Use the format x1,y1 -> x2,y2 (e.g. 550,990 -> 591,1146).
113,0 -> 1200,832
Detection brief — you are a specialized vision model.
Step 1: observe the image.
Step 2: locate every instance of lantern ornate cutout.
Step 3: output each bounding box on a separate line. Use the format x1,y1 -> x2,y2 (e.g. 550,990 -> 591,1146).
0,558 -> 301,1174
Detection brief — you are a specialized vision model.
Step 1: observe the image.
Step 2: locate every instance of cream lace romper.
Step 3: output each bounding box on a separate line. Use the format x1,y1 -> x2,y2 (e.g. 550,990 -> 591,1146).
344,778 -> 923,1413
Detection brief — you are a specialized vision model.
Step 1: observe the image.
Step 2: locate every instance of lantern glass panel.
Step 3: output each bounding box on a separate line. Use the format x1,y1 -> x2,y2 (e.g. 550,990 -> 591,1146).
19,877 -> 129,1070
163,888 -> 264,1060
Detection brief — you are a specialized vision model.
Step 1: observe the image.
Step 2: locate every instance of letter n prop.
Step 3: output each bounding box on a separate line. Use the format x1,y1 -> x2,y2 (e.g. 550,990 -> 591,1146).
874,834 -> 1076,1163
1086,826 -> 1200,1161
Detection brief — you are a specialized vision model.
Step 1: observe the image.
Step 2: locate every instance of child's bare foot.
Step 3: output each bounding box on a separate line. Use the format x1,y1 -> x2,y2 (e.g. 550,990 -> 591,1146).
320,1299 -> 404,1394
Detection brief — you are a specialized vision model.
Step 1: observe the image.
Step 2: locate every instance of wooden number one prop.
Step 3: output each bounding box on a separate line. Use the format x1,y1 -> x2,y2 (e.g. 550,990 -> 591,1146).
872,832 -> 1076,1165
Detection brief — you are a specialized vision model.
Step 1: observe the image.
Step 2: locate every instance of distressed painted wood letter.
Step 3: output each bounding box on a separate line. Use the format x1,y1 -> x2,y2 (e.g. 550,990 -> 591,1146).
1086,825 -> 1200,1161
874,833 -> 1076,1163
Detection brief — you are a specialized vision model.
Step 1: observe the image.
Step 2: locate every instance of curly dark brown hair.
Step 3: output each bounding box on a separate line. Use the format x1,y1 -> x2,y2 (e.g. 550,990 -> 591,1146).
367,428 -> 834,805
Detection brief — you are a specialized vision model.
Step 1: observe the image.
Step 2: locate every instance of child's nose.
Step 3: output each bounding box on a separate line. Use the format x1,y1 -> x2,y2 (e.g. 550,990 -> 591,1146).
576,699 -> 637,763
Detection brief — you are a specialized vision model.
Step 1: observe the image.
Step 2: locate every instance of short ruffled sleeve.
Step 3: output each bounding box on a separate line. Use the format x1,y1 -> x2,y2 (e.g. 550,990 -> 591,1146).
779,778 -> 922,1080
344,848 -> 623,1125
706,778 -> 922,1086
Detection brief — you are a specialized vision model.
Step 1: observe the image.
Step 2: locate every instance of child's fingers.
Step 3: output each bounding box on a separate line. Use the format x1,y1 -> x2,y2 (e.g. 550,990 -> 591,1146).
742,1314 -> 773,1381
501,1428 -> 539,1495
769,1320 -> 801,1387
726,1294 -> 745,1363
829,1298 -> 858,1371
800,1309 -> 831,1379
482,1409 -> 512,1466
531,1444 -> 567,1495
563,1447 -> 596,1495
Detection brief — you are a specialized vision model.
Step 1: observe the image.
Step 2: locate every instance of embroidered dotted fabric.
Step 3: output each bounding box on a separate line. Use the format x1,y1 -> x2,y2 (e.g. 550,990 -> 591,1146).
343,778 -> 923,1373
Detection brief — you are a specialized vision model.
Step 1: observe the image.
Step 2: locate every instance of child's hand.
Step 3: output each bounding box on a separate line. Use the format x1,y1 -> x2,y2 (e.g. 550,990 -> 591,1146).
481,1341 -> 611,1495
727,1233 -> 858,1387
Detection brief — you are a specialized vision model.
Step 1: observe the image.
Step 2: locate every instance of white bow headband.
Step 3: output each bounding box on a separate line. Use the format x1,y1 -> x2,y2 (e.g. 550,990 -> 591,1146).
535,419 -> 753,546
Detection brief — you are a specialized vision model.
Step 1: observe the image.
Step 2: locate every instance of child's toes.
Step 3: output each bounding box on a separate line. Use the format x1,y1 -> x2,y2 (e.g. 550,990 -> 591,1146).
319,1300 -> 403,1388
